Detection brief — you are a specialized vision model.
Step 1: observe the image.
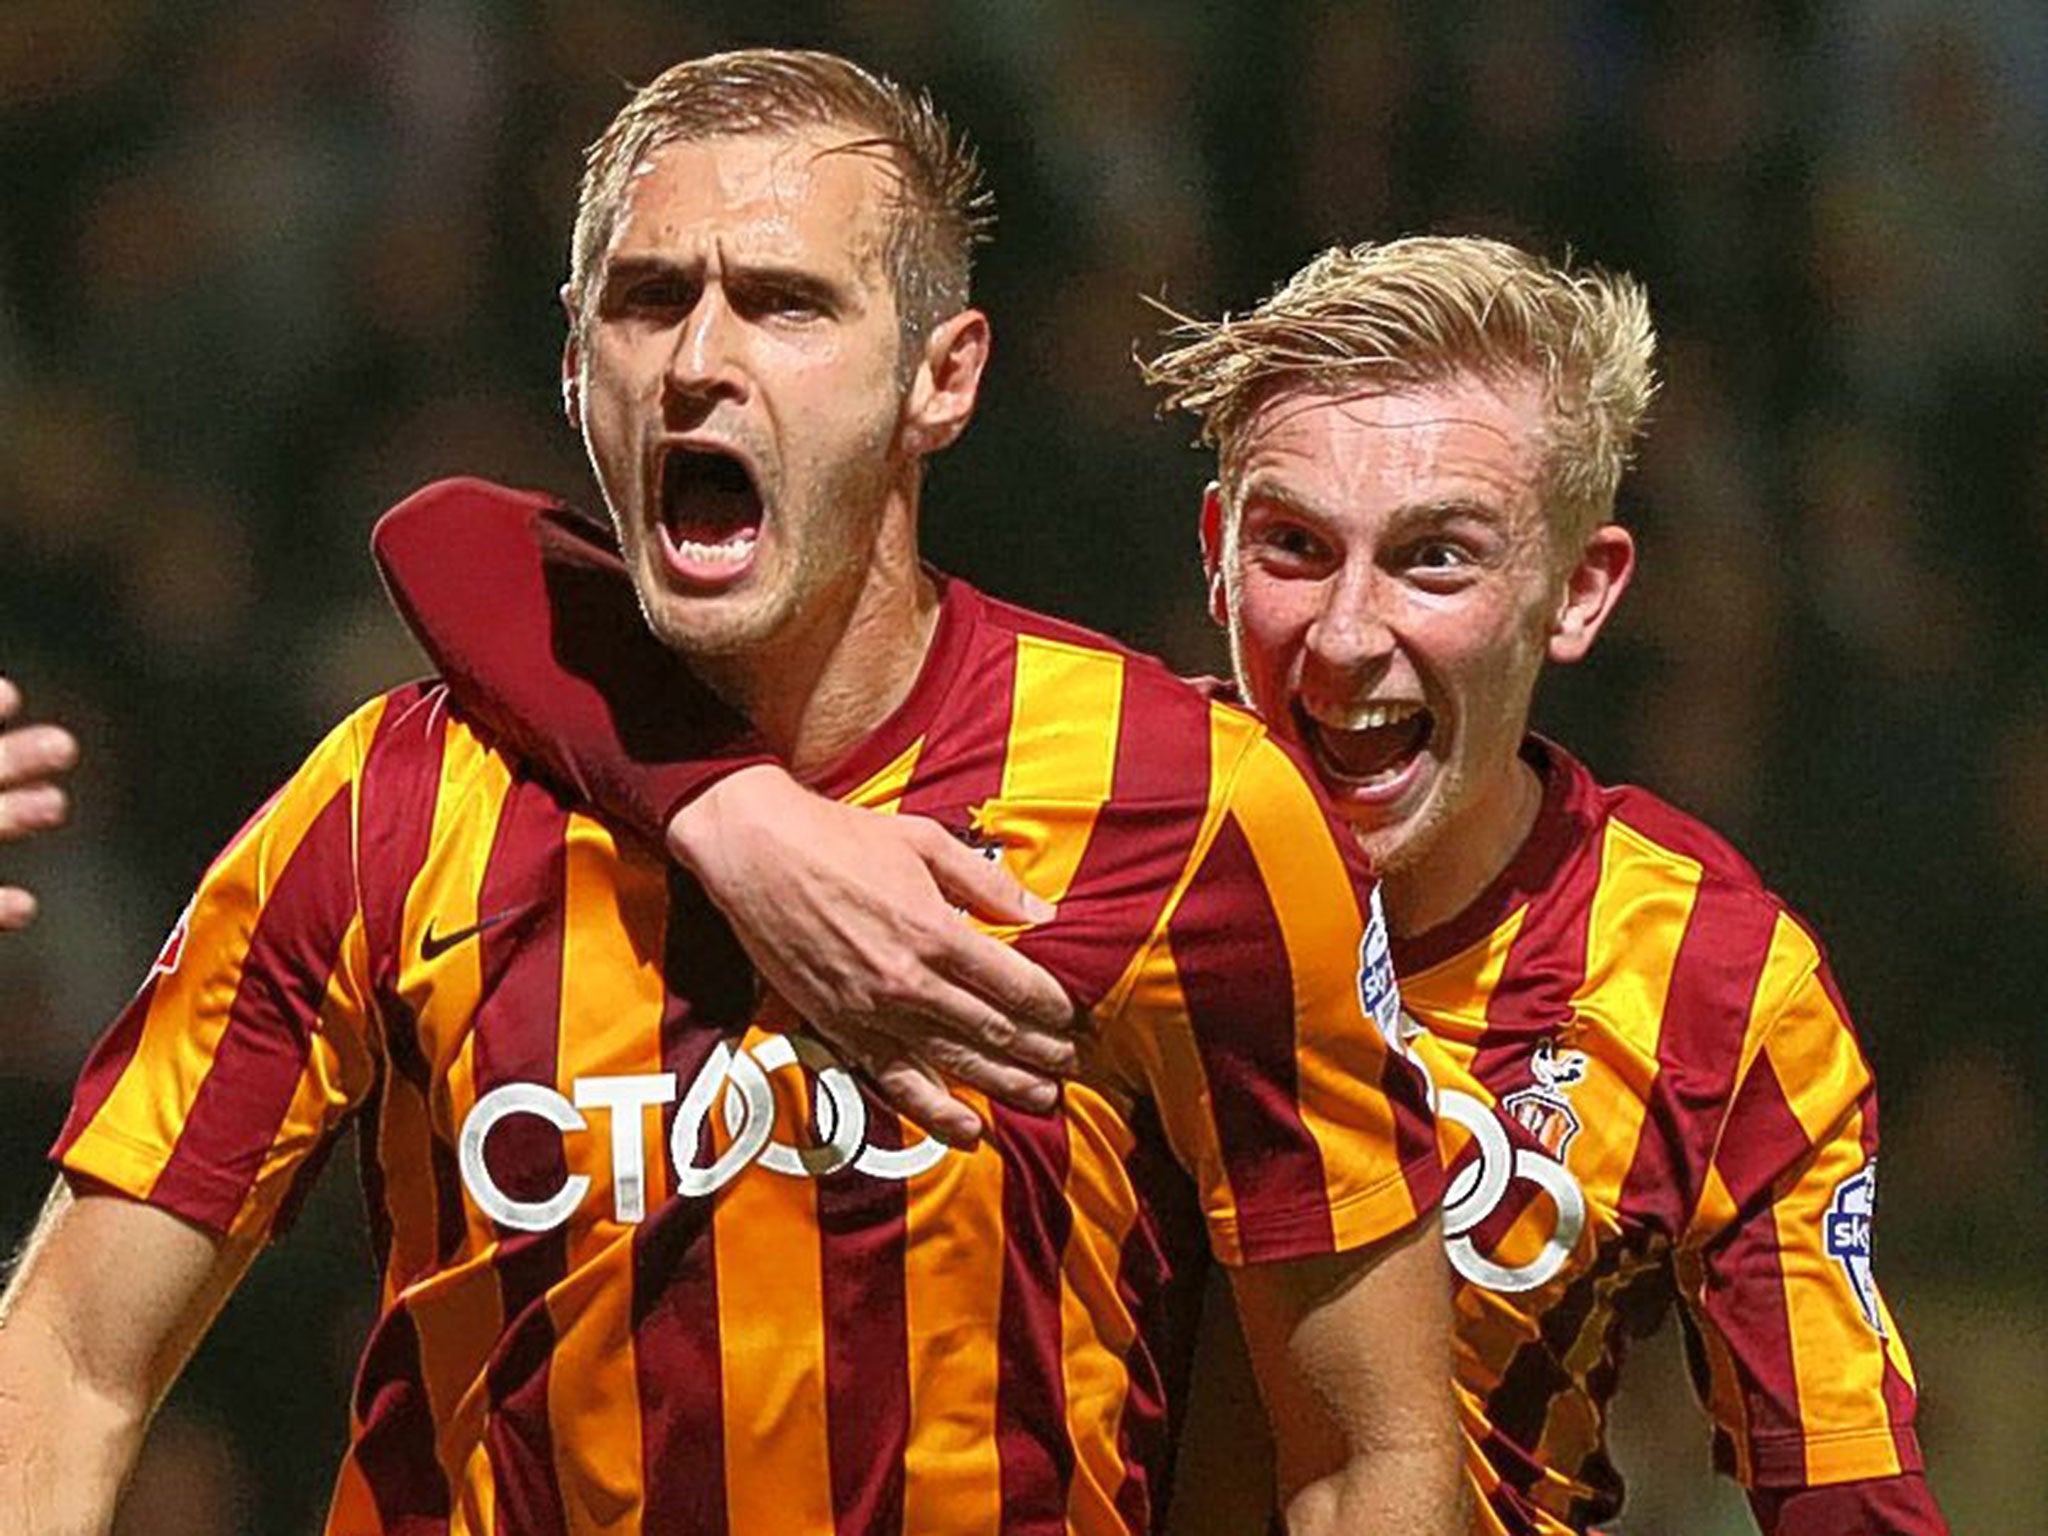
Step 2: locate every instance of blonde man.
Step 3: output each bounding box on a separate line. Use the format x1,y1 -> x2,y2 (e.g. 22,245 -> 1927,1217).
2,51 -> 1457,1536
375,234 -> 1949,1535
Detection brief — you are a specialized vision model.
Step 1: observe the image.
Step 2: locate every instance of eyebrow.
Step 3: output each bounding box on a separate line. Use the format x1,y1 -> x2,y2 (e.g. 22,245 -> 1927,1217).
1238,479 -> 1513,532
597,253 -> 856,309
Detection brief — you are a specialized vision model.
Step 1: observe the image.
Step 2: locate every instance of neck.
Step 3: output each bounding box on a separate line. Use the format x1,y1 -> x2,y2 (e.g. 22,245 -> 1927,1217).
696,487 -> 939,778
1380,750 -> 1545,939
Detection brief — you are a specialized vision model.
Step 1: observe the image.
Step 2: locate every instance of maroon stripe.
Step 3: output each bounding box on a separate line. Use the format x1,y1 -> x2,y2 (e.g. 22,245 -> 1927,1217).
148,787 -> 358,1229
818,1111 -> 910,1536
52,968 -> 161,1160
1166,811 -> 1332,1263
635,866 -> 756,1535
1012,666 -> 1215,1013
1695,1049 -> 1807,1467
1747,1473 -> 1949,1536
992,1101 -> 1076,1534
357,683 -> 450,999
349,1300 -> 454,1529
1466,821 -> 1603,1091
461,778 -> 573,1536
1110,1103 -> 1209,1534
1615,874 -> 1779,1237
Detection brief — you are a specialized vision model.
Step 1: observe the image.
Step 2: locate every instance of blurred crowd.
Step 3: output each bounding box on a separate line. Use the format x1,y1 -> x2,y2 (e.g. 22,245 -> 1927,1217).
2,2 -> 2043,1530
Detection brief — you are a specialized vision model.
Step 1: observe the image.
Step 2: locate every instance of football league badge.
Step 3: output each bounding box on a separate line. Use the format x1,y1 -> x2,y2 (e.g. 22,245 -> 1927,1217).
1825,1160 -> 1886,1336
1499,1038 -> 1589,1160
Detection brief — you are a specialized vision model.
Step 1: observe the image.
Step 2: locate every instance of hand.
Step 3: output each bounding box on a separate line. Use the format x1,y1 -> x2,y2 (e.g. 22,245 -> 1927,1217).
0,678 -> 81,931
668,765 -> 1078,1145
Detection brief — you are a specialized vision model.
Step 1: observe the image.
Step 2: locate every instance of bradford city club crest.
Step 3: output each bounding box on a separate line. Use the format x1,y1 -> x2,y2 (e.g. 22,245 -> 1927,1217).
1825,1161 -> 1886,1336
1498,1039 -> 1589,1160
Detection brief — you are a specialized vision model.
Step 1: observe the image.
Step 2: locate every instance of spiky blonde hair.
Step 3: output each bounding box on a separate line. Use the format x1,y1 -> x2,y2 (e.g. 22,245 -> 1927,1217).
1143,236 -> 1658,544
569,48 -> 994,349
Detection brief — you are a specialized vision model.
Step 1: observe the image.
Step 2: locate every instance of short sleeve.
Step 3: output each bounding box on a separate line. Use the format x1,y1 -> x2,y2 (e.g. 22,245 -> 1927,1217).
1104,717 -> 1442,1266
1677,912 -> 1932,1493
51,701 -> 385,1248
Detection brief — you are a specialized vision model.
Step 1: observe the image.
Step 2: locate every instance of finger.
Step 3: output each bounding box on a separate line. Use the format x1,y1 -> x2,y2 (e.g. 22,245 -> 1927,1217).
0,724 -> 81,788
902,967 -> 1079,1074
916,1033 -> 1063,1116
0,886 -> 38,930
0,677 -> 19,725
920,828 -> 1056,925
0,784 -> 71,841
932,923 -> 1075,1036
866,1055 -> 986,1148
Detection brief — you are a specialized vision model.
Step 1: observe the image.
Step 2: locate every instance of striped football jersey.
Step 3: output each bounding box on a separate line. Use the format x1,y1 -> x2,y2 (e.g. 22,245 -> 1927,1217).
54,576 -> 1441,1536
1393,738 -> 1941,1535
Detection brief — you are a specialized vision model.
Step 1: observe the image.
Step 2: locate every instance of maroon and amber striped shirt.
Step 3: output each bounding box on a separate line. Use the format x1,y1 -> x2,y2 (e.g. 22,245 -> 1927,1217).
55,578 -> 1441,1536
1395,739 -> 1941,1535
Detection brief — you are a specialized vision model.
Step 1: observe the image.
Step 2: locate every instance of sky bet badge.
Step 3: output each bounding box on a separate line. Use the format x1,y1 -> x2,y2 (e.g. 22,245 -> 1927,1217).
1826,1161 -> 1886,1336
1358,886 -> 1401,1053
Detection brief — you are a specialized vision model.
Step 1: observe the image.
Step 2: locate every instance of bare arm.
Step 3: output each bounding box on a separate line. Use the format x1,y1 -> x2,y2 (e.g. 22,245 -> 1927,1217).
0,678 -> 80,930
0,1182 -> 251,1535
1232,1214 -> 1463,1536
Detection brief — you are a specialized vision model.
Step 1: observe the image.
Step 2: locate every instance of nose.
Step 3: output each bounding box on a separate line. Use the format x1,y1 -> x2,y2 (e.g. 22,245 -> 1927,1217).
1304,560 -> 1397,679
664,290 -> 749,417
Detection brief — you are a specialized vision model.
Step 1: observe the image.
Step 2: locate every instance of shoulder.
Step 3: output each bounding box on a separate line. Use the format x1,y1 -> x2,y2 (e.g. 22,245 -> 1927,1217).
1559,745 -> 1841,1040
967,582 -> 1306,804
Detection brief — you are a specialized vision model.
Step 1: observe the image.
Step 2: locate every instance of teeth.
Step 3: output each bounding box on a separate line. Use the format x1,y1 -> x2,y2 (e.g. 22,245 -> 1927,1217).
672,531 -> 756,565
1309,700 -> 1423,732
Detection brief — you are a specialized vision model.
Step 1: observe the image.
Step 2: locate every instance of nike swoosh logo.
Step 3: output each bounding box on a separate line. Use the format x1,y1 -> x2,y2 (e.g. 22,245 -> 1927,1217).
420,907 -> 523,961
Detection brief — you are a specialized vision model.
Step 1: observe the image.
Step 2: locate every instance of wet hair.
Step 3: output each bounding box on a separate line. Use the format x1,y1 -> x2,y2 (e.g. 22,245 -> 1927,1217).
568,48 -> 993,352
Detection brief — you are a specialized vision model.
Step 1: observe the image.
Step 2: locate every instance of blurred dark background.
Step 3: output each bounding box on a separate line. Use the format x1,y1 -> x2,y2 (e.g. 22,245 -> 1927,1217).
2,2 -> 2042,1530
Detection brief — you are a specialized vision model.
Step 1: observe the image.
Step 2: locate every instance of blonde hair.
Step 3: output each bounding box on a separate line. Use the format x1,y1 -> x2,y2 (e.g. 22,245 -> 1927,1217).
1143,236 -> 1658,543
569,48 -> 993,349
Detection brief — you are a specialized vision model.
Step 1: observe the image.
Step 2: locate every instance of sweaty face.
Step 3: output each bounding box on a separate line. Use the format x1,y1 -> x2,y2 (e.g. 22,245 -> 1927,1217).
1213,377 -> 1563,897
570,128 -> 911,662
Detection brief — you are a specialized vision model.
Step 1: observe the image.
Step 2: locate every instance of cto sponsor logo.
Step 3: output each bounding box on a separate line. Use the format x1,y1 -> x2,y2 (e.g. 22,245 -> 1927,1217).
1824,1161 -> 1885,1336
458,1033 -> 952,1232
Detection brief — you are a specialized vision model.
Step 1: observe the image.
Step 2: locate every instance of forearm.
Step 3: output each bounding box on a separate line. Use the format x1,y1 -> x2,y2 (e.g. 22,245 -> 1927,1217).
1283,1442 -> 1465,1536
0,1307 -> 150,1536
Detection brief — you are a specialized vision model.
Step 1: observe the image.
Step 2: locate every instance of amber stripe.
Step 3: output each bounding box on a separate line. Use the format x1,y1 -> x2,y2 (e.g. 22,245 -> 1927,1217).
547,823 -> 668,1535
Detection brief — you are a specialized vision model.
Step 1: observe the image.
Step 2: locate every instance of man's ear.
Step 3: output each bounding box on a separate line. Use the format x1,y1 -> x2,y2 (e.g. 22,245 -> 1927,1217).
903,309 -> 991,456
1549,523 -> 1636,664
559,283 -> 582,431
1199,482 -> 1229,627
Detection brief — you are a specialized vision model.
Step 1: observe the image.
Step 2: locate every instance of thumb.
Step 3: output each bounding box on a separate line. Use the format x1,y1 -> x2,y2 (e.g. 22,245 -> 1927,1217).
924,834 -> 1055,925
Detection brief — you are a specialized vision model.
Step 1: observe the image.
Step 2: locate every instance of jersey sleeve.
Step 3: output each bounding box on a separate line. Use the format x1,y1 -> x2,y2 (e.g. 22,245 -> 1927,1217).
50,700 -> 388,1249
1676,910 -> 1945,1528
371,477 -> 776,840
1102,714 -> 1442,1267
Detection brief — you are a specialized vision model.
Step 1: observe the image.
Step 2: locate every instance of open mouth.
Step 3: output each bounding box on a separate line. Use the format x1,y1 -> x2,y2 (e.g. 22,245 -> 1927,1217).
1296,700 -> 1433,788
658,445 -> 764,575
